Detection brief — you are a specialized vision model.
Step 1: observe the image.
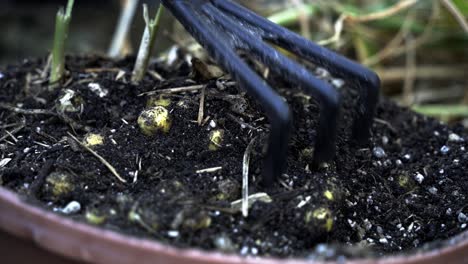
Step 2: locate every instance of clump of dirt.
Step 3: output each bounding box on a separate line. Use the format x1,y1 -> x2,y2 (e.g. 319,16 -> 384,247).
0,55 -> 467,261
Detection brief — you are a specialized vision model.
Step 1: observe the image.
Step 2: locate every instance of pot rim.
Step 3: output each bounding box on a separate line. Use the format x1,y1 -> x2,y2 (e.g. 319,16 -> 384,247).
0,186 -> 467,264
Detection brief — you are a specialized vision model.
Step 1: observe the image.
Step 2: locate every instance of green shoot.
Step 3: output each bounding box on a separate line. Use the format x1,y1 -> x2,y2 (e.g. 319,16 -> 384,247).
50,0 -> 74,86
132,4 -> 164,83
412,104 -> 468,118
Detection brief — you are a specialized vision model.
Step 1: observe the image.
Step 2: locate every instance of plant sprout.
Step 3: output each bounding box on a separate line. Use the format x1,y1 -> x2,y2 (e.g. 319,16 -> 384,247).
50,0 -> 74,86
132,4 -> 164,83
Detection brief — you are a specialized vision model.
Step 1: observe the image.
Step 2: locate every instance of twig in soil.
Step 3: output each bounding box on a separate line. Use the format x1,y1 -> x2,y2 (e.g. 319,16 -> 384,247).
67,132 -> 127,183
40,54 -> 53,80
195,167 -> 222,174
58,112 -> 92,132
227,114 -> 261,132
0,102 -> 56,116
84,68 -> 122,73
231,193 -> 272,214
139,84 -> 205,96
197,86 -> 206,126
241,137 -> 257,217
0,123 -> 25,142
33,141 -> 52,149
139,81 -> 236,96
108,0 -> 139,58
374,118 -> 397,134
29,160 -> 54,198
147,70 -> 165,81
4,130 -> 18,143
0,123 -> 21,129
128,202 -> 158,234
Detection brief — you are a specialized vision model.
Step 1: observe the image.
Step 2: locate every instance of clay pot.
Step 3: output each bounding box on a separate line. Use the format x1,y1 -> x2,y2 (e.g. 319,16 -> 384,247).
0,186 -> 467,264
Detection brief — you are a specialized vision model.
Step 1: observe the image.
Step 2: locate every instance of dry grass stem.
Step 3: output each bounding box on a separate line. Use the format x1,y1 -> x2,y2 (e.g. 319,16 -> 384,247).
319,0 -> 419,46
242,137 -> 257,217
440,0 -> 468,33
363,11 -> 414,66
290,0 -> 311,39
195,167 -> 222,174
377,65 -> 468,83
348,0 -> 419,23
0,102 -> 56,116
139,84 -> 206,96
108,0 -> 139,58
197,86 -> 206,126
84,68 -> 122,73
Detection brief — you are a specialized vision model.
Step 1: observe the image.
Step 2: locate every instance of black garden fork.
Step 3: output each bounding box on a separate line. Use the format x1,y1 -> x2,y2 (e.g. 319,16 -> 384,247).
161,0 -> 380,187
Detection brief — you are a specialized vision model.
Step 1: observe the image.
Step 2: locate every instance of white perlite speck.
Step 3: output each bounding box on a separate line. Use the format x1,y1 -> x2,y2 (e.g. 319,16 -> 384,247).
88,83 -> 109,98
0,72 -> 4,79
209,120 -> 216,128
61,201 -> 81,214
240,246 -> 249,255
414,173 -> 424,184
448,133 -> 463,142
440,145 -> 450,154
373,147 -> 386,159
458,212 -> 468,223
379,238 -> 388,244
0,158 -> 12,168
167,230 -> 179,237
331,79 -> 345,89
446,208 -> 453,215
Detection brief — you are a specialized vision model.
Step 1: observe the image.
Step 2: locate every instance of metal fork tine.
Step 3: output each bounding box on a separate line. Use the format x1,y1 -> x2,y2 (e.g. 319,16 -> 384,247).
201,3 -> 340,163
212,0 -> 380,144
161,0 -> 292,186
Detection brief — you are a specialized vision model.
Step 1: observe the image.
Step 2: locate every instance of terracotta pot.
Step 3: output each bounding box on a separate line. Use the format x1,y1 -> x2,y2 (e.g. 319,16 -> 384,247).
0,186 -> 467,264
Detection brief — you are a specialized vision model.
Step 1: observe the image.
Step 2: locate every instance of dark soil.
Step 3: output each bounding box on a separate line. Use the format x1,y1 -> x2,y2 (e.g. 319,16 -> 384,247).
0,55 -> 467,261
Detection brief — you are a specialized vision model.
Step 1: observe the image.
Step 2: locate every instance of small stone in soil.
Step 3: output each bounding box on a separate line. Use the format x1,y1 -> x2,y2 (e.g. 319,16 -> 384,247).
446,208 -> 453,215
458,212 -> 468,223
428,187 -> 438,195
88,83 -> 109,98
60,201 -> 81,214
214,234 -> 235,252
414,173 -> 424,184
379,238 -> 388,244
440,145 -> 450,154
240,246 -> 249,255
372,147 -> 386,159
167,230 -> 180,237
382,136 -> 389,145
448,133 -> 463,142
